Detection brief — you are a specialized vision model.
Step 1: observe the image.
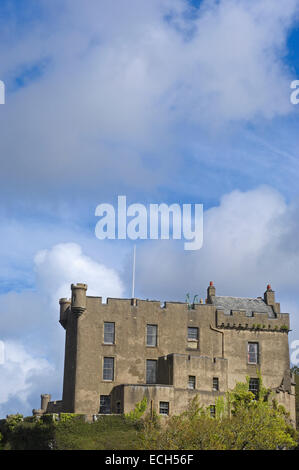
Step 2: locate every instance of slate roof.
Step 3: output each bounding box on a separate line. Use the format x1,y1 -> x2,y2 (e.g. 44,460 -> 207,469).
211,296 -> 275,318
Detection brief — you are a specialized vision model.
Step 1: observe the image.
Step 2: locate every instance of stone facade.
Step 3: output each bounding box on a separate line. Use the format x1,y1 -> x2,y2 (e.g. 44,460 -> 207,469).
34,282 -> 296,425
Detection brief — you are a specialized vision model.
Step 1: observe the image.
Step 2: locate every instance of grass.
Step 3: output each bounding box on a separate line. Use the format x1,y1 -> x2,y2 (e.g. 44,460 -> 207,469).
55,416 -> 141,450
0,415 -> 142,450
295,374 -> 299,430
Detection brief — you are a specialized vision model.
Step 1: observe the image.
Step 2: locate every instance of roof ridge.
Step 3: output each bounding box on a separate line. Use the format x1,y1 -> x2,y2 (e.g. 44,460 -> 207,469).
215,295 -> 264,301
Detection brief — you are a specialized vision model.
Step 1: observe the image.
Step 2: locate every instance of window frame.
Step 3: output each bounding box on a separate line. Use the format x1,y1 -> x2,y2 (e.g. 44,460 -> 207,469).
104,322 -> 115,345
103,356 -> 114,381
212,377 -> 219,391
187,327 -> 199,341
248,342 -> 259,365
146,359 -> 157,384
188,375 -> 196,390
249,377 -> 260,399
159,401 -> 169,415
99,395 -> 111,414
187,326 -> 199,350
146,324 -> 158,347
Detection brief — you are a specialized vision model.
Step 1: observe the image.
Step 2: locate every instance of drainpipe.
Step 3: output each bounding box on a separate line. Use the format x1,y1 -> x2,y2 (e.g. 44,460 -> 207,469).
209,324 -> 224,359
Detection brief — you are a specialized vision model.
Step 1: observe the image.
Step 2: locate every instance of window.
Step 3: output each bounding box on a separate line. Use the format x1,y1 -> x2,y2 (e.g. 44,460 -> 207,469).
147,324 -> 157,347
188,327 -> 198,340
188,376 -> 196,390
103,357 -> 114,381
248,342 -> 259,364
104,322 -> 115,344
146,359 -> 157,384
99,395 -> 111,414
210,405 -> 216,418
249,378 -> 259,399
213,377 -> 219,391
116,402 -> 121,414
159,401 -> 169,415
187,327 -> 199,350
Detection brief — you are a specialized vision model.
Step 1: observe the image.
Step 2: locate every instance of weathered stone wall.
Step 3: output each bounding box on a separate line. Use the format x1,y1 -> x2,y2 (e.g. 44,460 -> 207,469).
57,284 -> 295,423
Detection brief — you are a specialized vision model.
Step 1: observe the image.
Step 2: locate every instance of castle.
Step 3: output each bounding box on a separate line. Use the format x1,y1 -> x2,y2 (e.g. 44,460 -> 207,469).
33,282 -> 296,424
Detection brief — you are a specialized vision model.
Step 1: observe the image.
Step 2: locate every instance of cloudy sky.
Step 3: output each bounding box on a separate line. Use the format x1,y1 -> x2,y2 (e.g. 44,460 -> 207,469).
0,0 -> 299,417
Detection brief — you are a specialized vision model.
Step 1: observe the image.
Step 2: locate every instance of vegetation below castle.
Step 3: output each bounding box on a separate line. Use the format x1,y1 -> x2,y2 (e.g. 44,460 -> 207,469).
0,378 -> 297,451
291,366 -> 299,429
0,415 -> 141,450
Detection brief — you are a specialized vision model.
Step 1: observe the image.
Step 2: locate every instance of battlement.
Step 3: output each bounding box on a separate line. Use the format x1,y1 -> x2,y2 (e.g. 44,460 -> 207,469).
216,309 -> 290,331
58,282 -> 290,334
87,296 -> 213,309
104,297 -> 200,309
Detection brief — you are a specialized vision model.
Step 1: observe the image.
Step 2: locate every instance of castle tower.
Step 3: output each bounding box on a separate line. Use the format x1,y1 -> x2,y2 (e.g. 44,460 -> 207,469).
71,283 -> 88,316
41,394 -> 51,413
61,283 -> 88,412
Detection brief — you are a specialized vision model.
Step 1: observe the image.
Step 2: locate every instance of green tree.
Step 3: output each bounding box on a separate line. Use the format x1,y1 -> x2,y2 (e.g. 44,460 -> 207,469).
125,397 -> 148,423
140,378 -> 297,450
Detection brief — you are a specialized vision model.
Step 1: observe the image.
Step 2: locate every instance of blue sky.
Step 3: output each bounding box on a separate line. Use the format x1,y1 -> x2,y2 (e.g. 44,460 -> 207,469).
0,0 -> 299,417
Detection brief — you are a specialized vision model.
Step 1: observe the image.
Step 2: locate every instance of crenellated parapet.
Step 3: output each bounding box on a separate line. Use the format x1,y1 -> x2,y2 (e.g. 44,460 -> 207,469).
58,284 -> 88,329
216,309 -> 290,332
58,282 -> 290,335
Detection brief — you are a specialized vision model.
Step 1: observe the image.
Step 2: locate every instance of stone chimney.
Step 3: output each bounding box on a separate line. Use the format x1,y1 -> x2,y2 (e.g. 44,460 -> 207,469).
264,284 -> 280,314
207,281 -> 216,304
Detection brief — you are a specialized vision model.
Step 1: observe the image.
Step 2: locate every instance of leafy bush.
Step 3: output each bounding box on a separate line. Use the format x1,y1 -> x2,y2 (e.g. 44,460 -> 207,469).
5,414 -> 23,431
1,414 -> 141,450
140,378 -> 297,450
59,413 -> 84,423
54,415 -> 140,450
125,397 -> 148,423
3,421 -> 55,450
280,325 -> 289,331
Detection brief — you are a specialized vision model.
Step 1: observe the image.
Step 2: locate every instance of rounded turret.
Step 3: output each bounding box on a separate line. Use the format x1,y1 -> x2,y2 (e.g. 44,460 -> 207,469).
71,283 -> 88,316
59,298 -> 71,328
41,394 -> 51,412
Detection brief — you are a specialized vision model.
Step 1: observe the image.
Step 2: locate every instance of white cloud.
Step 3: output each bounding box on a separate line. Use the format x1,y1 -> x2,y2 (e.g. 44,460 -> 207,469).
0,341 -> 54,412
0,242 -> 124,417
133,186 -> 299,309
34,242 -> 124,303
0,0 -> 298,196
180,0 -> 298,123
